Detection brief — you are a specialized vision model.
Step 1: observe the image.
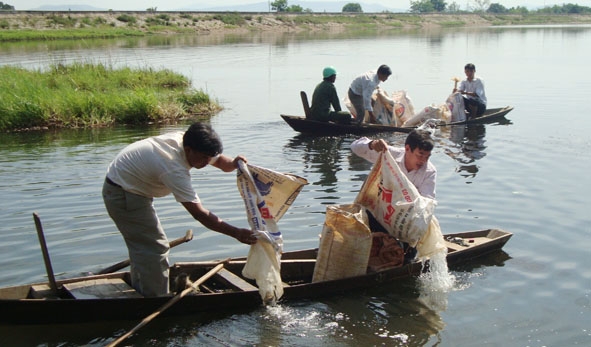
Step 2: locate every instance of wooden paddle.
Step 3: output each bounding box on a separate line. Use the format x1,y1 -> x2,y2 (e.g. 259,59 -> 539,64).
106,260 -> 228,347
97,229 -> 194,275
33,212 -> 58,294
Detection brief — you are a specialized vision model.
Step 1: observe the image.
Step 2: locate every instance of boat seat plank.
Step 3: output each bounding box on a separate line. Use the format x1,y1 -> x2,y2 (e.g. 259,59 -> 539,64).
29,284 -> 62,299
215,268 -> 258,292
63,278 -> 143,299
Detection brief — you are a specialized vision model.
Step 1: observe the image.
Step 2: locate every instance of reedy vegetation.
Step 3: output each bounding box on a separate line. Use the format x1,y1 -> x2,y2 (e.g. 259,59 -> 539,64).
0,63 -> 220,131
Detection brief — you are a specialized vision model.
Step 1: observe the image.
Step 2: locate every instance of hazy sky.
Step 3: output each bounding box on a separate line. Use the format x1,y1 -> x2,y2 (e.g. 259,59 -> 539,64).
14,0 -> 591,11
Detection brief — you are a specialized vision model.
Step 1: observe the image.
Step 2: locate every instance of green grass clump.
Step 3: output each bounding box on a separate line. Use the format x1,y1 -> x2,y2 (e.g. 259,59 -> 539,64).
212,13 -> 246,26
0,28 -> 145,42
0,63 -> 221,131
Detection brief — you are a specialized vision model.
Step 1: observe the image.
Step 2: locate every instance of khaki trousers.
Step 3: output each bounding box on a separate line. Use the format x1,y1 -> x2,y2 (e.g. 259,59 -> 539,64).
102,180 -> 170,296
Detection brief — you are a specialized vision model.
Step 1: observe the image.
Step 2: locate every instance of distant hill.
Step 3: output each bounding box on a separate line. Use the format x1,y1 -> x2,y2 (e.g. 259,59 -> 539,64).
29,4 -> 107,11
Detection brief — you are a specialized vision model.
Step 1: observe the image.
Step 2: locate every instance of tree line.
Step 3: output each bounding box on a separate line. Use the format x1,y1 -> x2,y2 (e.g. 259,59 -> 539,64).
0,2 -> 15,10
2,0 -> 590,15
269,0 -> 591,14
410,0 -> 591,14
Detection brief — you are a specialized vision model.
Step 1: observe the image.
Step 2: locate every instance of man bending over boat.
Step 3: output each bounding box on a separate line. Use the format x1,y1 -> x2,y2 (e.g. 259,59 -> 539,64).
102,122 -> 257,297
351,130 -> 437,262
454,63 -> 487,118
348,64 -> 392,124
351,130 -> 436,199
309,66 -> 352,124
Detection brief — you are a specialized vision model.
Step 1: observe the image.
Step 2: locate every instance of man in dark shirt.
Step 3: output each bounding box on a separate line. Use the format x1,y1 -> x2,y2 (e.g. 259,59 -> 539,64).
310,66 -> 352,124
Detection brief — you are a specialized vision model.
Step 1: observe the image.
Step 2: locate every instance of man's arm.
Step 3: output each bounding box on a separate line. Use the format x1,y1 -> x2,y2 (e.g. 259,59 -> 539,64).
210,154 -> 246,172
417,169 -> 436,200
182,201 -> 257,245
330,85 -> 342,112
351,137 -> 387,163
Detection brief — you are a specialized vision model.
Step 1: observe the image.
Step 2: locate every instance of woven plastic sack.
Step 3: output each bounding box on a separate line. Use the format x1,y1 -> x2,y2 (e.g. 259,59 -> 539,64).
368,233 -> 404,272
312,204 -> 372,282
416,215 -> 447,260
402,105 -> 442,127
446,92 -> 466,122
392,90 -> 416,124
373,91 -> 395,125
354,152 -> 436,247
237,161 -> 308,303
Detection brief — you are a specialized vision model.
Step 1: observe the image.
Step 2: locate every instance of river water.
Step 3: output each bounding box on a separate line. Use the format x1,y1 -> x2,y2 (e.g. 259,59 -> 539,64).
1,25 -> 590,346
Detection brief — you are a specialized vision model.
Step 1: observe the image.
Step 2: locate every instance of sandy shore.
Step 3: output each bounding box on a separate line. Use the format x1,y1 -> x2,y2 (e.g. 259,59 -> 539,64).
2,11 -> 591,34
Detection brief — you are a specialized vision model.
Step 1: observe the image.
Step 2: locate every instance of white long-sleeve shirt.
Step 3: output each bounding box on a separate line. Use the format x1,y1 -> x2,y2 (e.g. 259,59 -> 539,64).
351,137 -> 436,199
459,77 -> 487,106
349,70 -> 381,112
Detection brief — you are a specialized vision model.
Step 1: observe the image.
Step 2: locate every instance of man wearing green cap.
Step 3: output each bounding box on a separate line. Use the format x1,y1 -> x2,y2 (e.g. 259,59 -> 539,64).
309,66 -> 352,124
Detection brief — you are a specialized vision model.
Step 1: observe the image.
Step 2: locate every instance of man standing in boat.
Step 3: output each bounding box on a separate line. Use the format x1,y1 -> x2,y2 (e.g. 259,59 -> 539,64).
348,64 -> 392,125
454,63 -> 487,118
102,122 -> 257,297
309,66 -> 352,124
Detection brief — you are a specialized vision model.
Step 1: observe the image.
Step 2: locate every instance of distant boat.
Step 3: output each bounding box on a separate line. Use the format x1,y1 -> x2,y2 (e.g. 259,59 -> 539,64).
282,91 -> 513,136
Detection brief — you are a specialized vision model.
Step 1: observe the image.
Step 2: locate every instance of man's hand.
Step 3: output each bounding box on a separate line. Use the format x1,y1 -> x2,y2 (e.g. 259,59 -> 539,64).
233,155 -> 247,168
369,139 -> 388,152
234,228 -> 258,245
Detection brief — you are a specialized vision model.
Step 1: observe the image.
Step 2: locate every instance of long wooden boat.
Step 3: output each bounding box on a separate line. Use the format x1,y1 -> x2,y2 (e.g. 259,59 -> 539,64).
280,106 -> 513,136
0,228 -> 512,325
280,114 -> 412,136
442,106 -> 514,126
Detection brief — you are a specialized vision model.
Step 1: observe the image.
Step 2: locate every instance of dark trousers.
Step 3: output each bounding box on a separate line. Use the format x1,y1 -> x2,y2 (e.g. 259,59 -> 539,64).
463,96 -> 486,117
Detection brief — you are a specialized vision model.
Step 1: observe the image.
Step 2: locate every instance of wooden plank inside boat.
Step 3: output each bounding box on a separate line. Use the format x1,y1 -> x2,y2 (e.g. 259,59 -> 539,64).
62,278 -> 143,299
29,284 -> 62,299
215,268 -> 258,292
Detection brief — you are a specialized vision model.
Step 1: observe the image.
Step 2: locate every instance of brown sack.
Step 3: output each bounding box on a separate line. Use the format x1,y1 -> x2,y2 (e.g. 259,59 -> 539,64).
312,204 -> 372,282
367,233 -> 404,272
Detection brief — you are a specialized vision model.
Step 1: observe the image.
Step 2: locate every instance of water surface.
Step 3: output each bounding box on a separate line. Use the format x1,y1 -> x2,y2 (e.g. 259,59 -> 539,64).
0,25 -> 590,346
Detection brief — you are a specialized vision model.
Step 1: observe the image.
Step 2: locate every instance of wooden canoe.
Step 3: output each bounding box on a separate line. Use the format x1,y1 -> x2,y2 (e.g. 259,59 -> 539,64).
442,106 -> 514,126
0,228 -> 512,325
280,106 -> 513,136
280,114 -> 413,136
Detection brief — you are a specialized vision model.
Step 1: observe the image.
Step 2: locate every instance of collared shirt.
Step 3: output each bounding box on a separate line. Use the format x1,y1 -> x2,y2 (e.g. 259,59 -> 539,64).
350,137 -> 437,199
349,70 -> 381,112
459,77 -> 487,105
106,132 -> 200,203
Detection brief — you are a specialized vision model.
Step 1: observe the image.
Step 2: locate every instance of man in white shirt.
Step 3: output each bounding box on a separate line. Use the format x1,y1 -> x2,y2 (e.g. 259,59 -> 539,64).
350,130 -> 436,199
454,63 -> 487,118
103,122 -> 257,297
351,129 -> 436,263
348,64 -> 392,125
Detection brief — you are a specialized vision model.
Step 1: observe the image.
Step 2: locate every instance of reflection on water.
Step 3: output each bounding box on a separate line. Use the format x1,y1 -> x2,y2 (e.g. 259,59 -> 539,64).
284,134 -> 346,189
441,124 -> 487,178
2,23 -> 590,347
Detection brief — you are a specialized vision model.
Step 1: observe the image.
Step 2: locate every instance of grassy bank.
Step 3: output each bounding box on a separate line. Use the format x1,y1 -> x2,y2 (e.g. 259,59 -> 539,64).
1,12 -> 591,42
0,63 -> 221,132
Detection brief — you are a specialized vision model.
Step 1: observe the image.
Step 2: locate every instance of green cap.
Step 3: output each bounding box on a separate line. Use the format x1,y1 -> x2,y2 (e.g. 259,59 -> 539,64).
322,66 -> 337,78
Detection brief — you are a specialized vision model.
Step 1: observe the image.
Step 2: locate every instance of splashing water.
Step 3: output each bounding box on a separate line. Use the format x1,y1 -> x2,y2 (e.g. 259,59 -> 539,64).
417,250 -> 456,311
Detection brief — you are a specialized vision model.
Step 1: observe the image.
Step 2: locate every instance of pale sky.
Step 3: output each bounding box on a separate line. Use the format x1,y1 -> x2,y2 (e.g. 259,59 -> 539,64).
14,0 -> 591,12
